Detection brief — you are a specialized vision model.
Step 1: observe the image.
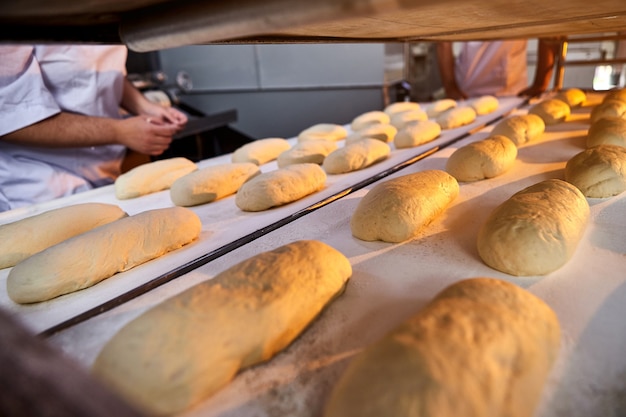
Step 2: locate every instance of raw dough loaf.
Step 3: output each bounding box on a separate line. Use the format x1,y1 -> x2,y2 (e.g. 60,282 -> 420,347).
277,141 -> 337,167
93,240 -> 352,416
324,277 -> 560,417
469,95 -> 499,115
446,135 -> 517,182
528,98 -> 571,125
425,98 -> 457,118
477,179 -> 589,276
7,207 -> 201,304
115,157 -> 197,200
565,144 -> 626,198
345,124 -> 397,144
170,163 -> 260,206
586,117 -> 626,147
350,111 -> 390,131
589,99 -> 626,124
235,163 -> 326,211
436,106 -> 477,129
603,88 -> 626,103
323,138 -> 390,174
394,120 -> 441,149
383,101 -> 421,116
555,88 -> 586,107
231,138 -> 291,165
351,170 -> 459,243
490,114 -> 545,146
389,109 -> 429,129
297,123 -> 348,142
0,203 -> 127,269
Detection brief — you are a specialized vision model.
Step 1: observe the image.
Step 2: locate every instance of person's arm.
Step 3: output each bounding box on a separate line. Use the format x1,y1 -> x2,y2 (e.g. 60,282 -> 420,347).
518,38 -> 560,97
436,42 -> 468,100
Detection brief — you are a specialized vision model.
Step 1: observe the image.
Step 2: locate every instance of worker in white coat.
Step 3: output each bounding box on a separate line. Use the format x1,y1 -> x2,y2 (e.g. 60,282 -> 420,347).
0,45 -> 188,212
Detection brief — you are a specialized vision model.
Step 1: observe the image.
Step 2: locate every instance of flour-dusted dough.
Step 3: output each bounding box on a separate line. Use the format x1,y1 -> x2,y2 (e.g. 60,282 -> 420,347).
297,123 -> 348,142
170,163 -> 260,206
446,135 -> 517,182
383,101 -> 421,116
528,98 -> 571,125
0,203 -> 127,269
7,207 -> 201,304
436,106 -> 477,129
350,111 -> 390,131
235,163 -> 326,211
324,277 -> 560,417
277,141 -> 338,167
231,138 -> 291,165
394,120 -> 441,149
345,123 -> 397,144
490,114 -> 545,146
468,95 -> 499,115
590,99 -> 626,124
115,157 -> 197,200
93,240 -> 352,416
477,179 -> 589,276
389,109 -> 428,129
586,117 -> 626,147
565,145 -> 626,198
555,88 -> 587,107
425,98 -> 457,118
323,138 -> 390,174
351,170 -> 459,243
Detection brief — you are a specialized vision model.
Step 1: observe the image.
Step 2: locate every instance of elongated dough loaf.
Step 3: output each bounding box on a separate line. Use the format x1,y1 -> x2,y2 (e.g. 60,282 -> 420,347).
436,106 -> 477,129
469,95 -> 499,115
0,203 -> 127,269
345,124 -> 397,144
477,179 -> 589,276
589,99 -> 626,124
297,123 -> 348,142
586,117 -> 626,147
235,163 -> 326,211
323,138 -> 390,174
389,109 -> 428,129
394,120 -> 441,149
115,157 -> 197,200
384,101 -> 421,116
350,111 -> 390,131
565,144 -> 626,198
446,135 -> 517,182
7,207 -> 201,303
231,138 -> 291,165
351,170 -> 459,242
277,140 -> 337,167
93,240 -> 352,416
324,277 -> 560,417
491,114 -> 545,146
528,98 -> 571,125
555,88 -> 586,107
170,163 -> 260,206
425,98 -> 457,118
603,88 -> 626,103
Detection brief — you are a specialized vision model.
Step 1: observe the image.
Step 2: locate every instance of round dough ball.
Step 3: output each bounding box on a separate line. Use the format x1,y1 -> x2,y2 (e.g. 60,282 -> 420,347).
555,88 -> 586,107
277,140 -> 338,167
394,120 -> 442,149
351,111 -> 390,131
297,123 -> 348,142
589,99 -> 626,124
232,138 -> 291,165
425,98 -> 457,118
565,144 -> 626,198
446,135 -> 517,182
384,101 -> 421,116
436,106 -> 477,129
345,123 -> 397,144
491,114 -> 545,146
389,109 -> 428,129
528,98 -> 571,125
603,88 -> 626,103
323,138 -> 390,174
469,95 -> 499,115
586,117 -> 626,148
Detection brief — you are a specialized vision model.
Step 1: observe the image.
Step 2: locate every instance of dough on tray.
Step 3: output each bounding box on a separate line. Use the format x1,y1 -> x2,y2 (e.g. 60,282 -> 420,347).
93,240 -> 352,416
323,138 -> 390,174
115,157 -> 197,200
589,99 -> 626,124
490,114 -> 545,146
170,162 -> 260,206
345,123 -> 397,144
277,140 -> 338,167
468,95 -> 499,115
350,111 -> 390,131
602,88 -> 626,104
425,98 -> 457,118
7,207 -> 201,304
565,144 -> 626,198
389,109 -> 428,129
436,106 -> 477,129
297,123 -> 348,142
0,203 -> 127,269
394,120 -> 441,149
477,179 -> 589,276
351,170 -> 459,243
586,117 -> 626,148
446,135 -> 517,182
383,101 -> 421,116
231,138 -> 291,165
235,163 -> 326,211
555,88 -> 586,107
324,277 -> 560,417
528,98 -> 571,125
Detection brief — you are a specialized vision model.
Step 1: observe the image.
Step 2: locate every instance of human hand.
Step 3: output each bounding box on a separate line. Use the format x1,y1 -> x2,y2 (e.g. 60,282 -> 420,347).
116,116 -> 180,156
142,102 -> 188,127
